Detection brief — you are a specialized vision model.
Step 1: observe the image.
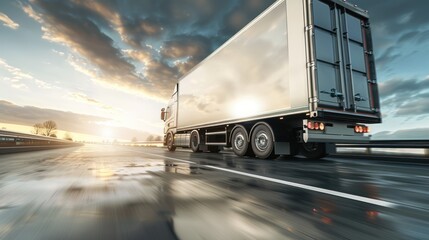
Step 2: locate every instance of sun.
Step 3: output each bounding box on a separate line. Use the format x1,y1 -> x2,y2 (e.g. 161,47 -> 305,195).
101,128 -> 113,139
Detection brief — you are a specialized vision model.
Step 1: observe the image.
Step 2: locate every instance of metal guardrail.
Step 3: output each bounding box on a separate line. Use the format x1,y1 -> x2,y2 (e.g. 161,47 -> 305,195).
336,140 -> 429,157
336,140 -> 429,149
0,130 -> 81,154
0,130 -> 73,143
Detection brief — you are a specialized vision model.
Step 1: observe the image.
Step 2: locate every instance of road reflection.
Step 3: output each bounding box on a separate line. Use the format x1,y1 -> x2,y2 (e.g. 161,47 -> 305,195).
0,145 -> 426,239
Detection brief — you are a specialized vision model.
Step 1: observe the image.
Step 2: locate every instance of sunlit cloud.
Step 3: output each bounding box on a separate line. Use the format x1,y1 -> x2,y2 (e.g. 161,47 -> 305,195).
0,58 -> 32,80
20,3 -> 42,22
68,92 -> 116,112
0,12 -> 19,29
11,83 -> 28,90
0,58 -> 53,89
52,49 -> 65,56
0,100 -> 152,140
17,0 -> 273,101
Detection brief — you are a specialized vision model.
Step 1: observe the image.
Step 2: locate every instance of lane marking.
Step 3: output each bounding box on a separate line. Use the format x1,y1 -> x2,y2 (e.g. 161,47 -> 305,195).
136,151 -> 397,208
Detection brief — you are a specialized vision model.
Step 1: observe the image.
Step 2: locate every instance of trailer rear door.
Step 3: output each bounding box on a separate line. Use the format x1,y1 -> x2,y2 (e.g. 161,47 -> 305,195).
311,0 -> 378,117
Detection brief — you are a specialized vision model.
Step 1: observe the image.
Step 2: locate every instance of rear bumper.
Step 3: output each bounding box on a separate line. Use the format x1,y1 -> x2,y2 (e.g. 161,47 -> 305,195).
303,120 -> 370,143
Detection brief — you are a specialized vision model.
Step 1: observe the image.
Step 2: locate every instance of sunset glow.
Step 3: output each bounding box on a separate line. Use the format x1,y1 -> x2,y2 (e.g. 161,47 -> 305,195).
0,0 -> 428,140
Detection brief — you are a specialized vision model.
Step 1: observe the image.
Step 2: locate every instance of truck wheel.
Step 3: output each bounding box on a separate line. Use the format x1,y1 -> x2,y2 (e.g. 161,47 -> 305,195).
208,146 -> 221,153
299,143 -> 326,159
251,124 -> 276,159
190,131 -> 202,152
231,127 -> 250,156
166,133 -> 176,152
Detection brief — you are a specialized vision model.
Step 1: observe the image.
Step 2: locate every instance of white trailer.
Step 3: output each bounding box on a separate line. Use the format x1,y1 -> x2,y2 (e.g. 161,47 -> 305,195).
161,0 -> 380,159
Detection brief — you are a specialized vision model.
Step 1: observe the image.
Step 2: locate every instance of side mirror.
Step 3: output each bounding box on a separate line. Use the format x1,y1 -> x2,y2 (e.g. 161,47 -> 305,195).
160,108 -> 166,121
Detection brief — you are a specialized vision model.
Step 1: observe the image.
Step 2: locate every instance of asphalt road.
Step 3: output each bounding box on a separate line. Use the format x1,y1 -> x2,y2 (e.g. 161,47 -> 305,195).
0,144 -> 428,240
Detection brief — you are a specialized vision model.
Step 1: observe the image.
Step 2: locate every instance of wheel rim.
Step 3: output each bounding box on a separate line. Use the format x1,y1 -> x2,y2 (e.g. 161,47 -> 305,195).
167,134 -> 173,148
192,134 -> 198,148
254,131 -> 269,152
234,133 -> 245,150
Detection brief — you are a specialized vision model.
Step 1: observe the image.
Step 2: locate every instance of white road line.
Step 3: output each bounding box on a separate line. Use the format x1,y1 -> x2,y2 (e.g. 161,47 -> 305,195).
138,151 -> 397,208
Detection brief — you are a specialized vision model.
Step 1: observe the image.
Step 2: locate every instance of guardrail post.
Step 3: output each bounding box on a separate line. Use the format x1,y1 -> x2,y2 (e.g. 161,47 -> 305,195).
424,148 -> 429,158
365,147 -> 372,155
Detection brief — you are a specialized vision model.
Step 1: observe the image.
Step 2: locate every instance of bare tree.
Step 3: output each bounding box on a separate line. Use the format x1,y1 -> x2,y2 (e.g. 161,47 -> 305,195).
64,132 -> 73,141
131,137 -> 137,143
32,123 -> 43,135
154,136 -> 162,141
146,135 -> 154,141
43,120 -> 57,137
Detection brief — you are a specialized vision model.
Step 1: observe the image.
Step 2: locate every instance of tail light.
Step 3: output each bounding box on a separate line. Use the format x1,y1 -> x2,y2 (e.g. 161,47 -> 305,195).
354,125 -> 369,133
306,121 -> 326,132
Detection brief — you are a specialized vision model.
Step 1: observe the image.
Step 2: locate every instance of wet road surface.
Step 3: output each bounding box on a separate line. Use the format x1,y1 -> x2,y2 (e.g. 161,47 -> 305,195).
0,144 -> 428,240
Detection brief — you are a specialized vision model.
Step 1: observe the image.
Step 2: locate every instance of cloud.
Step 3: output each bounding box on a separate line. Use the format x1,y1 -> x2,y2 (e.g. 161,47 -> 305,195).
352,0 -> 429,70
357,0 -> 429,36
0,58 -> 53,89
161,34 -> 212,60
379,77 -> 429,118
0,12 -> 19,29
22,0 -> 164,98
0,100 -> 151,140
21,3 -> 42,22
20,0 -> 274,101
68,92 -> 115,111
0,58 -> 33,80
220,0 -> 274,36
379,78 -> 429,97
52,49 -> 65,56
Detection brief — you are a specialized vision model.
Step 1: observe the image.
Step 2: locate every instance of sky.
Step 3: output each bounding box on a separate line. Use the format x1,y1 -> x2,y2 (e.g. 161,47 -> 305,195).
0,0 -> 428,141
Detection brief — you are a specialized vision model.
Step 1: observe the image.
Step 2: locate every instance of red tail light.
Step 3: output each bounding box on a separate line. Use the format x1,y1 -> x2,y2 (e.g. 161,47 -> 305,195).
354,125 -> 369,133
307,121 -> 326,132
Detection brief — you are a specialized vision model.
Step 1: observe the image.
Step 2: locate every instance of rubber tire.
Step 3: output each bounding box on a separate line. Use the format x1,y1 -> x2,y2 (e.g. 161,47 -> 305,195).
231,127 -> 251,157
251,124 -> 276,159
190,131 -> 202,153
166,133 -> 176,152
299,142 -> 327,159
208,146 -> 221,153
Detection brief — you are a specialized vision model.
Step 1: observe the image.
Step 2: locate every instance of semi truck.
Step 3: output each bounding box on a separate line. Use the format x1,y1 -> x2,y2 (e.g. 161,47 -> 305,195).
160,0 -> 380,159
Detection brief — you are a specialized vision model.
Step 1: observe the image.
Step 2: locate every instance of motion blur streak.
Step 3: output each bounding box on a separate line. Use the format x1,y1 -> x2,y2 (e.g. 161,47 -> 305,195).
138,151 -> 397,208
0,144 -> 428,240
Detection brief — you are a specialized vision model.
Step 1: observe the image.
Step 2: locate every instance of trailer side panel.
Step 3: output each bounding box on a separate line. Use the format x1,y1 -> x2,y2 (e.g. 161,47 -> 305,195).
177,0 -> 309,130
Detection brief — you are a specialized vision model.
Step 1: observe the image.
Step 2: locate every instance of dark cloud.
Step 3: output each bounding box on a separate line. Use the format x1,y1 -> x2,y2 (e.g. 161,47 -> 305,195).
0,100 -> 151,140
23,0 -> 274,100
161,35 -> 212,60
379,78 -> 429,118
379,78 -> 429,97
220,0 -> 274,37
357,0 -> 429,35
395,92 -> 429,117
28,0 -> 157,95
353,0 -> 429,69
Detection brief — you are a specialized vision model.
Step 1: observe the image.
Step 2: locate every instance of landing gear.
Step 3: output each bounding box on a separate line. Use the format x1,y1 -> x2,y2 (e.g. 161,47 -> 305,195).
299,142 -> 326,159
